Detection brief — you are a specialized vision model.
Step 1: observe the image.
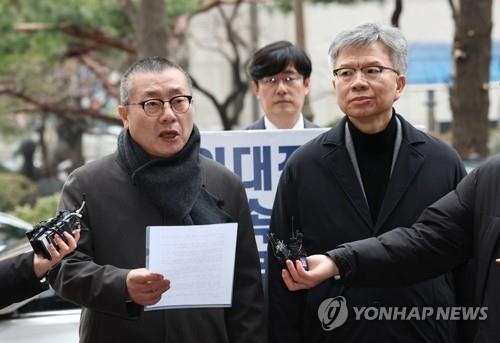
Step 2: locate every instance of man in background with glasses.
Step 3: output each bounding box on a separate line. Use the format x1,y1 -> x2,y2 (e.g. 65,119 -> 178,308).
268,23 -> 466,343
246,40 -> 319,130
49,56 -> 266,343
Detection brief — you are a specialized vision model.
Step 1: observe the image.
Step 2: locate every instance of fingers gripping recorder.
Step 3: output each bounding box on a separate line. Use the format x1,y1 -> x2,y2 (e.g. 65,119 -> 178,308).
26,201 -> 85,259
268,229 -> 309,271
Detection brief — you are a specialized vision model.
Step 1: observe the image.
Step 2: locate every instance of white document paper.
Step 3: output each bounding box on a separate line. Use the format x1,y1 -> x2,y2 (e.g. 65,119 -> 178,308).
145,223 -> 238,311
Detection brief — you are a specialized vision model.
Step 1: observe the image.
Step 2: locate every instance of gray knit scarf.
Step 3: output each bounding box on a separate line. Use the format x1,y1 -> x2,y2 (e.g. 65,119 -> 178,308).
117,125 -> 231,225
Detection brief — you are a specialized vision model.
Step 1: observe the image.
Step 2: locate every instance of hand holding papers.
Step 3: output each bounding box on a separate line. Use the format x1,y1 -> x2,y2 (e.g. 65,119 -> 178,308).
145,223 -> 238,310
126,268 -> 170,306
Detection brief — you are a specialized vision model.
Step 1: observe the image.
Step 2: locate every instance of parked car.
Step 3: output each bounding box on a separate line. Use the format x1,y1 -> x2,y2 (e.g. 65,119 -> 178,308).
0,212 -> 32,253
0,215 -> 80,342
0,285 -> 80,343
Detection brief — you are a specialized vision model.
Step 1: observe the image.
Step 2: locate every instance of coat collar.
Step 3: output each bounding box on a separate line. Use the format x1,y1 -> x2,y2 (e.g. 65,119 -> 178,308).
321,111 -> 427,231
322,112 -> 427,147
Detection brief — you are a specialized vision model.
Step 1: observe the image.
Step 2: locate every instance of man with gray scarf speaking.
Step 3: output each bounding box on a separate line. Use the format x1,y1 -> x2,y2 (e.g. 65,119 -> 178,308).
49,56 -> 266,343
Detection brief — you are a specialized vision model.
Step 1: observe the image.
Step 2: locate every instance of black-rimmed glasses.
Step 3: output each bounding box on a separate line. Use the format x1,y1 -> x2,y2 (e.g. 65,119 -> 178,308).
126,95 -> 192,117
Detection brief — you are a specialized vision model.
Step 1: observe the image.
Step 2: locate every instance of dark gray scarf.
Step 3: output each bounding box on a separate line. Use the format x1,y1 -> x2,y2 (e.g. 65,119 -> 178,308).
117,125 -> 231,225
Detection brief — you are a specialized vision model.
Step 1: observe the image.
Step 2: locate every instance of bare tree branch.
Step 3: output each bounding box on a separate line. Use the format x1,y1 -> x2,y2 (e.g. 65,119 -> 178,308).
222,81 -> 247,113
190,33 -> 232,62
0,88 -> 121,125
16,22 -> 136,54
191,77 -> 220,107
188,0 -> 245,19
78,54 -> 120,100
191,76 -> 228,127
391,0 -> 403,28
218,2 -> 242,71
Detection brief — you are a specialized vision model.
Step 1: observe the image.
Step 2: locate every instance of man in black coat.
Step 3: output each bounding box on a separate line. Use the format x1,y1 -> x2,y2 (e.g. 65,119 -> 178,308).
49,57 -> 266,343
268,23 -> 465,343
0,230 -> 79,308
246,41 -> 319,130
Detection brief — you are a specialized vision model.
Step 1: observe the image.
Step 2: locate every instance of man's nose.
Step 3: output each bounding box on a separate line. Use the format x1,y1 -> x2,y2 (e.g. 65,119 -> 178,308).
159,103 -> 177,121
275,80 -> 288,94
350,71 -> 369,89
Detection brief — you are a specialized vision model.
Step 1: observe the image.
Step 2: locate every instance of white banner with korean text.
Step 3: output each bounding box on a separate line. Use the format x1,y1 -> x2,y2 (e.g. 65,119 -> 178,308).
200,128 -> 328,284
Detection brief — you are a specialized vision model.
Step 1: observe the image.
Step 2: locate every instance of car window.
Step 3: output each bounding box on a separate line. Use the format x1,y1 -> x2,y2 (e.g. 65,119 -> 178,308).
0,222 -> 28,253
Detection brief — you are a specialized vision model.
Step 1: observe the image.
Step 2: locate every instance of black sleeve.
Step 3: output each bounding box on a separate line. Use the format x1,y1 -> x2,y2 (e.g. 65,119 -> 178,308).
268,167 -> 304,343
0,251 -> 48,309
48,171 -> 132,318
328,169 -> 476,287
224,183 -> 267,343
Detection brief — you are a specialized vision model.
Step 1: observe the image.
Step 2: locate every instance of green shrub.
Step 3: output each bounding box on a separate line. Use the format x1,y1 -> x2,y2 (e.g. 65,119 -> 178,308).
10,193 -> 60,225
0,172 -> 38,212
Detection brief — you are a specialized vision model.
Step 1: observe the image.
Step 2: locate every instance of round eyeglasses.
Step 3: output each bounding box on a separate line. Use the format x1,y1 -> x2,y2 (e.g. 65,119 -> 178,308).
126,95 -> 193,117
333,66 -> 399,83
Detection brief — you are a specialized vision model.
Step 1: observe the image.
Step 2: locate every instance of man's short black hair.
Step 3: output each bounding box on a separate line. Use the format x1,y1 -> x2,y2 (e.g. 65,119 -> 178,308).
249,41 -> 312,82
119,56 -> 192,105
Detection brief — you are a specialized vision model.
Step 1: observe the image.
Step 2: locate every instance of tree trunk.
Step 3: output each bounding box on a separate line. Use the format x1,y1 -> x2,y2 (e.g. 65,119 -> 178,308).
449,0 -> 492,159
121,0 -> 168,58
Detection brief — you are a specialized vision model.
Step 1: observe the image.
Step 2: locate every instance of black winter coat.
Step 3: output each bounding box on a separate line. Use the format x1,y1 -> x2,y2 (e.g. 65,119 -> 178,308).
332,155 -> 500,343
268,114 -> 466,343
49,153 -> 266,343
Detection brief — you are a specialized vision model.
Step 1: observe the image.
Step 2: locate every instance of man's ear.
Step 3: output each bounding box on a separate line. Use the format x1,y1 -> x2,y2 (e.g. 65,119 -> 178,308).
118,105 -> 129,129
303,78 -> 311,95
251,81 -> 260,98
394,74 -> 407,101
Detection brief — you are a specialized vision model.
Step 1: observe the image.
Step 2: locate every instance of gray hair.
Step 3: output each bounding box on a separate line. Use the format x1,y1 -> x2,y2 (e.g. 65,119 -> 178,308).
119,56 -> 193,105
327,23 -> 408,75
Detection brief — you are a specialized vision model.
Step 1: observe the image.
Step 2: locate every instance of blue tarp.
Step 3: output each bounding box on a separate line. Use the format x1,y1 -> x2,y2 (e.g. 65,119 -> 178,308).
407,41 -> 500,84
